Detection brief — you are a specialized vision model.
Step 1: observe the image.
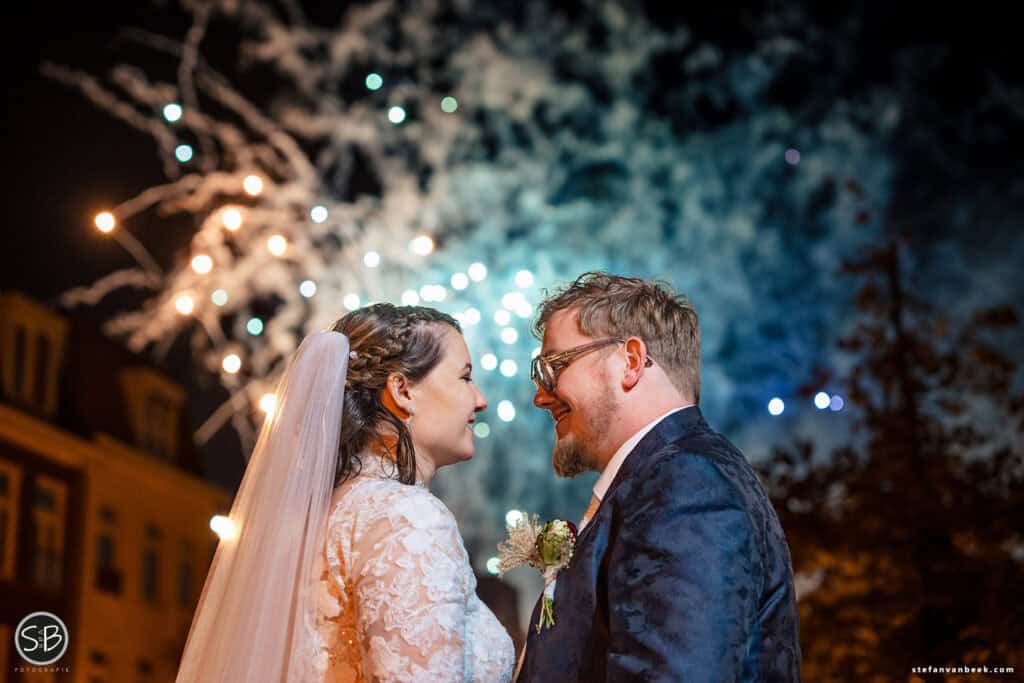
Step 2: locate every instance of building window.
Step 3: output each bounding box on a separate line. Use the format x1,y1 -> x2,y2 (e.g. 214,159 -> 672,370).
13,325 -> 26,397
31,475 -> 67,594
0,460 -> 22,581
34,333 -> 50,411
94,505 -> 122,595
142,523 -> 161,604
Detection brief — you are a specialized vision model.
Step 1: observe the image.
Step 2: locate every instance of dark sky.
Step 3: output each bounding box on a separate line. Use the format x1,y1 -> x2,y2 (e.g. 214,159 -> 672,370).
2,0 -> 192,307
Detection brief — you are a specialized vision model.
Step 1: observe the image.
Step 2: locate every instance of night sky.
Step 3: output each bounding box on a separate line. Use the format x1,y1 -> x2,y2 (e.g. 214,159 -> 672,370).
4,1 -> 1018,301
2,0 -> 1021,493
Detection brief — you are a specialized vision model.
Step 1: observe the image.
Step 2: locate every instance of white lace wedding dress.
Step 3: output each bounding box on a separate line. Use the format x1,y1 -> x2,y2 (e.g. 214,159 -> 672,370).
309,453 -> 515,682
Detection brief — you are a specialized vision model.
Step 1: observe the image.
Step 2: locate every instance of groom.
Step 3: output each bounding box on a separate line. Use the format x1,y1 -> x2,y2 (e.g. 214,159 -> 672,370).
518,272 -> 801,682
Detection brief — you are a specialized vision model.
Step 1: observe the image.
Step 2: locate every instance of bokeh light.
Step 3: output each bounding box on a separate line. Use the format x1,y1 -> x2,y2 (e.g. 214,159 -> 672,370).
162,103 -> 183,122
243,175 -> 263,196
94,212 -> 116,233
267,235 -> 287,256
221,207 -> 243,231
191,254 -> 213,274
497,400 -> 516,422
451,272 -> 469,290
388,106 -> 406,124
175,295 -> 195,315
222,353 -> 242,374
410,235 -> 434,255
468,262 -> 488,281
310,205 -> 329,223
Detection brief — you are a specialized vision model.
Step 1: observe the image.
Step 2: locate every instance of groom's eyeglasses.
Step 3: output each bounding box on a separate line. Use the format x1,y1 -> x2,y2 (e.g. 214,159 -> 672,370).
531,338 -> 655,395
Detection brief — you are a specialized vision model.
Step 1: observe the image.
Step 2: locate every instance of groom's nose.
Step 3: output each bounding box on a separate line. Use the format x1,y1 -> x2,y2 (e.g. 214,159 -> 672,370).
533,384 -> 557,412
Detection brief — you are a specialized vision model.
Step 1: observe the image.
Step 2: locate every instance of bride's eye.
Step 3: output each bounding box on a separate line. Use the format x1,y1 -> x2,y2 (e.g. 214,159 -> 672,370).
462,375 -> 473,383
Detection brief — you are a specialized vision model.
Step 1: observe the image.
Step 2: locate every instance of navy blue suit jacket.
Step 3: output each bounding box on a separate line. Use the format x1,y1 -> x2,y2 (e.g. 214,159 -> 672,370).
518,407 -> 801,682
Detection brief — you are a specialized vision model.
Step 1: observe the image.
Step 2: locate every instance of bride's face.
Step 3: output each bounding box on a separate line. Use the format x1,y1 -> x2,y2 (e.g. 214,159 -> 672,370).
407,326 -> 488,470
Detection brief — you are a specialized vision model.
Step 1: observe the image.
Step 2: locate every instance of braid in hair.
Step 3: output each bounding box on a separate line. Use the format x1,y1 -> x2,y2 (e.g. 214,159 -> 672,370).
330,303 -> 461,486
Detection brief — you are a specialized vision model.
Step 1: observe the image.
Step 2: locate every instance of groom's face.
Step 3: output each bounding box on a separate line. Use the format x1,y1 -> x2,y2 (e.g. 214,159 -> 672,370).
533,308 -> 618,477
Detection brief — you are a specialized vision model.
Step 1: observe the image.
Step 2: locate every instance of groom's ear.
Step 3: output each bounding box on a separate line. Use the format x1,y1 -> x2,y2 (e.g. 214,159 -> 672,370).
621,336 -> 648,391
381,373 -> 415,419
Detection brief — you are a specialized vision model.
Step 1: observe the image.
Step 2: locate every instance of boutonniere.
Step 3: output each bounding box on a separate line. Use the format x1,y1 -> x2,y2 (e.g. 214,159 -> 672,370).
497,514 -> 577,632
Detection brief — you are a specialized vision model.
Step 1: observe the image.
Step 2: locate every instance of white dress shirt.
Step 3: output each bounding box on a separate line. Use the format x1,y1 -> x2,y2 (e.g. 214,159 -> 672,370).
579,404 -> 692,530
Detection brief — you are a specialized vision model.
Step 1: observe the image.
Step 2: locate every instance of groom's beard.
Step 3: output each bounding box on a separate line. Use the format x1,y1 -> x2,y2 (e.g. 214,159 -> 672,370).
551,391 -> 615,478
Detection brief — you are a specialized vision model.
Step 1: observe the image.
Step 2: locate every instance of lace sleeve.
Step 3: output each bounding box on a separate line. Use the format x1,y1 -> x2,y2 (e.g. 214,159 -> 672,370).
352,487 -> 474,682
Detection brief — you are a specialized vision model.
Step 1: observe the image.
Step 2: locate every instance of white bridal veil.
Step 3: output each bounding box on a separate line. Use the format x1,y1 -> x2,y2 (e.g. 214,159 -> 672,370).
175,331 -> 350,682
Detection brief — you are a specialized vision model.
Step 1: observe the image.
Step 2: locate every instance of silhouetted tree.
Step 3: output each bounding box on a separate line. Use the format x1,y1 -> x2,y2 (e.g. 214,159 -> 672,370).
758,235 -> 1024,680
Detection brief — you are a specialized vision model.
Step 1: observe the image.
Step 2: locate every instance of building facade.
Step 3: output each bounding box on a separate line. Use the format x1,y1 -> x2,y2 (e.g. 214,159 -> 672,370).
0,293 -> 231,683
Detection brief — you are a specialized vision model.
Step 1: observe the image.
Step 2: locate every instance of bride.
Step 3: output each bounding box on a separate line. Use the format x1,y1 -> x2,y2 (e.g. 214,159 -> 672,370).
175,304 -> 515,682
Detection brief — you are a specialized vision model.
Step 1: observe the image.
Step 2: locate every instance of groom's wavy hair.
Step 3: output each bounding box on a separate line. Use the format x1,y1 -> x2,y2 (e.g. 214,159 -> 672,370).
532,272 -> 701,403
330,303 -> 461,486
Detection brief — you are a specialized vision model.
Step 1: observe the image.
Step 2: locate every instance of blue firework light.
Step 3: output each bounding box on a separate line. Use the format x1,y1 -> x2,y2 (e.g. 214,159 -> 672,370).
57,0 -> 908,575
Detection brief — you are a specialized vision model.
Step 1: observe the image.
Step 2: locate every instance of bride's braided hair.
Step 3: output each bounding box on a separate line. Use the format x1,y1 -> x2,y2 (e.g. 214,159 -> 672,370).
330,303 -> 461,486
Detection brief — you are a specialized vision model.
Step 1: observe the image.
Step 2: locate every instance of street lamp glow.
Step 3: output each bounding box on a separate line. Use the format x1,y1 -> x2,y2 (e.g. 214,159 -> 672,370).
210,515 -> 237,541
768,398 -> 785,416
211,289 -> 228,306
829,395 -> 845,412
505,509 -> 525,527
246,317 -> 264,336
467,262 -> 487,282
473,422 -> 491,439
221,207 -> 243,231
401,290 -> 420,305
94,211 -> 116,233
514,302 -> 533,319
191,254 -> 213,274
441,96 -> 458,113
365,73 -> 383,90
494,309 -> 511,326
497,400 -> 516,422
485,557 -> 501,575
814,392 -> 831,410
531,347 -> 542,359
243,175 -> 264,196
343,293 -> 361,311
363,251 -> 381,268
515,270 -> 534,288
299,280 -> 317,298
222,353 -> 242,374
451,272 -> 469,290
310,205 -> 329,223
410,235 -> 434,255
388,106 -> 406,124
481,353 -> 498,371
267,234 -> 287,256
175,295 -> 195,315
162,103 -> 183,122
501,327 -> 518,345
175,144 -> 194,163
463,308 -> 481,325
499,360 -> 518,377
